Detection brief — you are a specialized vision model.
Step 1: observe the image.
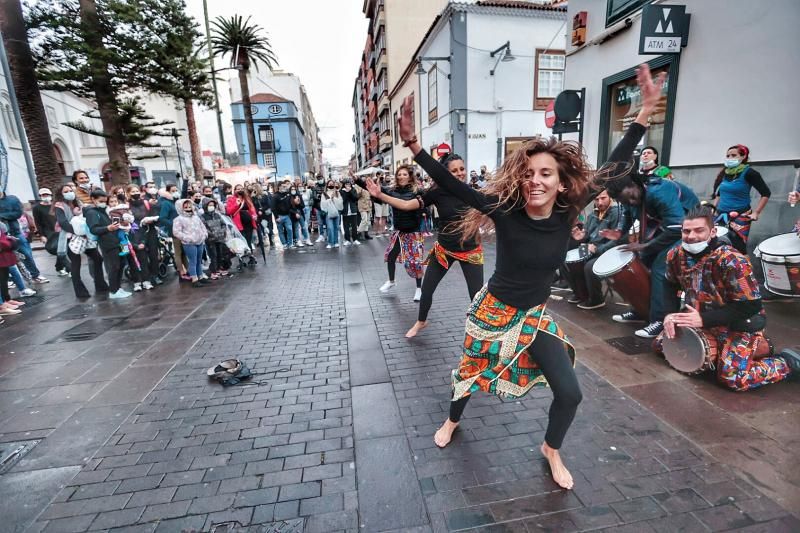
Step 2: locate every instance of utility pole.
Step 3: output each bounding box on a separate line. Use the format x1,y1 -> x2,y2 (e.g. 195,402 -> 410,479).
172,128 -> 185,178
202,0 -> 227,159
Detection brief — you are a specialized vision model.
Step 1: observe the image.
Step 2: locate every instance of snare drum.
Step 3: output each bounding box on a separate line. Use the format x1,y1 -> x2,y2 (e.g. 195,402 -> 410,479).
755,233 -> 800,297
592,245 -> 651,318
661,327 -> 719,375
564,248 -> 589,302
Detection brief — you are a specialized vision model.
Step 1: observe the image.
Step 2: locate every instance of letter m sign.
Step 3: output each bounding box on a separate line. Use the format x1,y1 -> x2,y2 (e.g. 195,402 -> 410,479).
639,4 -> 690,55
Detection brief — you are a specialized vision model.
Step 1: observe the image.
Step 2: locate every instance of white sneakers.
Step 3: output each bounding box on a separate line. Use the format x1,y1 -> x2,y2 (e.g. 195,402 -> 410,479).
57,269 -> 70,277
110,289 -> 131,299
334,243 -> 340,248
142,281 -> 154,290
305,239 -> 313,246
379,281 -> 396,292
296,241 -> 305,248
19,288 -> 36,297
316,236 -> 325,243
413,288 -> 422,302
326,244 -> 332,249
354,240 -> 361,246
344,241 -> 351,247
133,283 -> 143,292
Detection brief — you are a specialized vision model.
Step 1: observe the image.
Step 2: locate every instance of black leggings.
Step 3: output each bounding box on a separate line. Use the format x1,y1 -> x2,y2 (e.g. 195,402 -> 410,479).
419,256 -> 484,321
448,332 -> 582,449
342,214 -> 358,242
0,266 -> 9,301
102,249 -> 123,293
387,237 -> 422,287
69,248 -> 108,297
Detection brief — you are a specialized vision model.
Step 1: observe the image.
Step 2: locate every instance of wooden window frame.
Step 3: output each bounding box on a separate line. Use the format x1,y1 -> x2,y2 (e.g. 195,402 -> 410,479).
533,49 -> 565,110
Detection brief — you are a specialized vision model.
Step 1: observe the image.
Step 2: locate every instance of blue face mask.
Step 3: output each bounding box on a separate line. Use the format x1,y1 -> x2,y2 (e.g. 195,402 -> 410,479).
724,158 -> 741,168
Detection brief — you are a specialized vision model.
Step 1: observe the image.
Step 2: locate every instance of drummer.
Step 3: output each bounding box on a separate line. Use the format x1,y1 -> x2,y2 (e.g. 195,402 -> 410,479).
602,149 -> 700,339
656,205 -> 798,390
564,189 -> 624,309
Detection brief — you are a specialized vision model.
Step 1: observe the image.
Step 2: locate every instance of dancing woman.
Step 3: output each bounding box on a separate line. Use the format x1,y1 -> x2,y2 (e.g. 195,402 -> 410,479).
397,65 -> 665,489
365,153 -> 484,338
357,166 -> 425,299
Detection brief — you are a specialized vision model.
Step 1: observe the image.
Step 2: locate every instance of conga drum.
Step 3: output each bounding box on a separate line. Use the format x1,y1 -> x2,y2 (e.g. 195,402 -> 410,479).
564,248 -> 589,302
592,245 -> 651,318
755,233 -> 800,297
661,327 -> 719,375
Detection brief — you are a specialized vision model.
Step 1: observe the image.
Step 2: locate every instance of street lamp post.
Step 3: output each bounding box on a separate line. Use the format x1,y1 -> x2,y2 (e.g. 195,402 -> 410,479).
202,0 -> 227,158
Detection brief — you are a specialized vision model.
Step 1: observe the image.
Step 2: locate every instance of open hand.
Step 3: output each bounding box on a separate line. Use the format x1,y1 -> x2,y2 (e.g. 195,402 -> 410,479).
365,178 -> 381,198
621,242 -> 646,253
599,229 -> 622,241
398,95 -> 416,144
636,63 -> 667,111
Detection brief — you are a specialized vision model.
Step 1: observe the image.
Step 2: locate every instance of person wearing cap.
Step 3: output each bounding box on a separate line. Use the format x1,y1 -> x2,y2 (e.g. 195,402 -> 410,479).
33,187 -> 69,276
0,187 -> 48,284
710,144 -> 771,254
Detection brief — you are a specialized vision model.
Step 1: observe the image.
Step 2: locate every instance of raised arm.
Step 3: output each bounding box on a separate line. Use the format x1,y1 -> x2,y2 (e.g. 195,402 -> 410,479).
395,96 -> 494,211
363,179 -> 421,212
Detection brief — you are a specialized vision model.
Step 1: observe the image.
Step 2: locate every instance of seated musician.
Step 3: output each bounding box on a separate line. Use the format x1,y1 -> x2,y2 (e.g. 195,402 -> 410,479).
564,189 -> 623,310
656,206 -> 798,390
600,126 -> 700,339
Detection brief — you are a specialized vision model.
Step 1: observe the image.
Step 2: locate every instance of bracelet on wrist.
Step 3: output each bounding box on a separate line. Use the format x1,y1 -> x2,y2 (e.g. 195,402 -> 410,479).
402,137 -> 418,148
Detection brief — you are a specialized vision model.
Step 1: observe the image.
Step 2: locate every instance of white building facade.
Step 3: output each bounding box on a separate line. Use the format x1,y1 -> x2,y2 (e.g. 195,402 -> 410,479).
564,0 -> 800,246
412,2 -> 567,172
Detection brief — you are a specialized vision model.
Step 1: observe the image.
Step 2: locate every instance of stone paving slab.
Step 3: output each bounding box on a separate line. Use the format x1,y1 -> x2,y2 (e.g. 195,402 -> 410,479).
2,239 -> 798,532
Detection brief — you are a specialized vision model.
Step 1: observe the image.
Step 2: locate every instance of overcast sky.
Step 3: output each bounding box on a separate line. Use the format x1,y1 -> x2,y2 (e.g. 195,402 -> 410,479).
185,0 -> 368,166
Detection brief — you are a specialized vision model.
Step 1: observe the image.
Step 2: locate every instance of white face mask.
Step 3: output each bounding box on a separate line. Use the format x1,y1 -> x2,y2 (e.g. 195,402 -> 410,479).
147,187 -> 157,195
172,191 -> 180,200
682,240 -> 709,254
79,183 -> 91,190
207,205 -> 216,212
63,192 -> 76,201
41,196 -> 52,204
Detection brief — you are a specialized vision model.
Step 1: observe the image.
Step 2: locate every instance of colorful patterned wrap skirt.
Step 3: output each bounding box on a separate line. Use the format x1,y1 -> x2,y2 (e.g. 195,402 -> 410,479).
727,210 -> 752,245
384,231 -> 425,279
451,287 -> 576,401
424,241 -> 484,269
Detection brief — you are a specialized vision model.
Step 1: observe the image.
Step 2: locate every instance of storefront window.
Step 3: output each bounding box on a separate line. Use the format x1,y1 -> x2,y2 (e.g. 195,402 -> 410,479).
604,64 -> 670,162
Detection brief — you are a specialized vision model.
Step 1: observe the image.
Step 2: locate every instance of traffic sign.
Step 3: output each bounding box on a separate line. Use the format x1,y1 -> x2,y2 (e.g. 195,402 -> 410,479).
544,101 -> 556,128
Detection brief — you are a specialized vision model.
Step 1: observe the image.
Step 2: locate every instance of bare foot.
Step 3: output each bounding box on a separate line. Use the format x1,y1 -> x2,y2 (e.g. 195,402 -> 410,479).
405,320 -> 428,338
541,443 -> 574,489
434,419 -> 459,448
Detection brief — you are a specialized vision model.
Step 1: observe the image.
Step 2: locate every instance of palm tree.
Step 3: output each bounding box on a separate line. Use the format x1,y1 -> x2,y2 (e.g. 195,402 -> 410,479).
0,0 -> 64,191
210,15 -> 277,165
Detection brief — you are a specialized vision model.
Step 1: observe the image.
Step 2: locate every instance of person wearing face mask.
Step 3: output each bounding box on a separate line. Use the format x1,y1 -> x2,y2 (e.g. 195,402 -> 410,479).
54,184 -> 109,298
656,206 -> 797,390
127,184 -> 158,289
159,184 -> 189,281
33,188 -> 69,276
366,154 -> 485,335
253,183 -> 275,248
288,190 -> 306,248
71,169 -> 95,204
272,181 -> 294,249
201,199 -> 227,279
172,199 -> 209,287
339,180 -> 360,246
226,184 -> 259,262
299,184 -> 314,246
710,144 -> 771,254
0,188 -> 48,284
320,180 -> 343,248
85,190 -> 130,299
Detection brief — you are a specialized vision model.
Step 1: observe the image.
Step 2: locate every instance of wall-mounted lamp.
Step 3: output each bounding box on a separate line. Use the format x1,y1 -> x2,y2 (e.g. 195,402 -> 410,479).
489,41 -> 516,75
415,55 -> 451,75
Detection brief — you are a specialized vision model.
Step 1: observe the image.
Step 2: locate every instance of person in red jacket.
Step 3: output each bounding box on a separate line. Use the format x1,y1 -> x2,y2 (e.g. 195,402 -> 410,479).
0,224 -> 24,322
226,184 -> 258,263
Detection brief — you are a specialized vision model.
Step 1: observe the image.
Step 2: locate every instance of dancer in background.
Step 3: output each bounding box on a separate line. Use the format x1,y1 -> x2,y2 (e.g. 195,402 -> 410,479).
366,153 -> 483,337
397,64 -> 666,490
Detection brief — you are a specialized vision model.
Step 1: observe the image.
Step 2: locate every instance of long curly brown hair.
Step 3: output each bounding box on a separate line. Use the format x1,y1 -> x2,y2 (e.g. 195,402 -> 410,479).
457,137 -> 595,244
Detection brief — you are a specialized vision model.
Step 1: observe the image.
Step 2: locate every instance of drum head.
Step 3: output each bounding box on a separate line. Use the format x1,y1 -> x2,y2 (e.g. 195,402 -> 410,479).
757,233 -> 800,256
592,245 -> 633,277
565,248 -> 583,263
662,328 -> 707,374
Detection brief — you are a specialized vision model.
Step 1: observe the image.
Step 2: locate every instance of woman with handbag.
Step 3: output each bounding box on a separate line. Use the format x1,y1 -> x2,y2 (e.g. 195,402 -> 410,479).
53,184 -> 109,299
320,180 -> 343,249
32,187 -> 69,276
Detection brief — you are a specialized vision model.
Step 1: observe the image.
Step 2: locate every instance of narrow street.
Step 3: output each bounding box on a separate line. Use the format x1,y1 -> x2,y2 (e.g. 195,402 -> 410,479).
1,243 -> 797,532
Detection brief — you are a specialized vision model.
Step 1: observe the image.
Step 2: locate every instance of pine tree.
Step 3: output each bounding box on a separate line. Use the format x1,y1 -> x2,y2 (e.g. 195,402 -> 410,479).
143,0 -> 214,179
25,0 -> 178,185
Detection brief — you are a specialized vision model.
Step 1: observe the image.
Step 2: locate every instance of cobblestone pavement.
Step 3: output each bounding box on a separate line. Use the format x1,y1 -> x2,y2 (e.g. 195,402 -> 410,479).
1,238 -> 798,532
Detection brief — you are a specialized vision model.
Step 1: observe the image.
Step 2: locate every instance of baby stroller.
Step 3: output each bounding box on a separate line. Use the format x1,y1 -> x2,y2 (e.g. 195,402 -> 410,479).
219,214 -> 255,272
124,227 -> 176,281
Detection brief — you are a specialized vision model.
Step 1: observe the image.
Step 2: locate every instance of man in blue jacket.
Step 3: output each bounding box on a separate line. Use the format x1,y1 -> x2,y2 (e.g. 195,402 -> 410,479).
0,188 -> 48,283
604,172 -> 700,338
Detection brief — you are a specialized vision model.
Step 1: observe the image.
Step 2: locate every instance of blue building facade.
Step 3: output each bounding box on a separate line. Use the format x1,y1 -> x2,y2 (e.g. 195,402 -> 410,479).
231,94 -> 310,176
